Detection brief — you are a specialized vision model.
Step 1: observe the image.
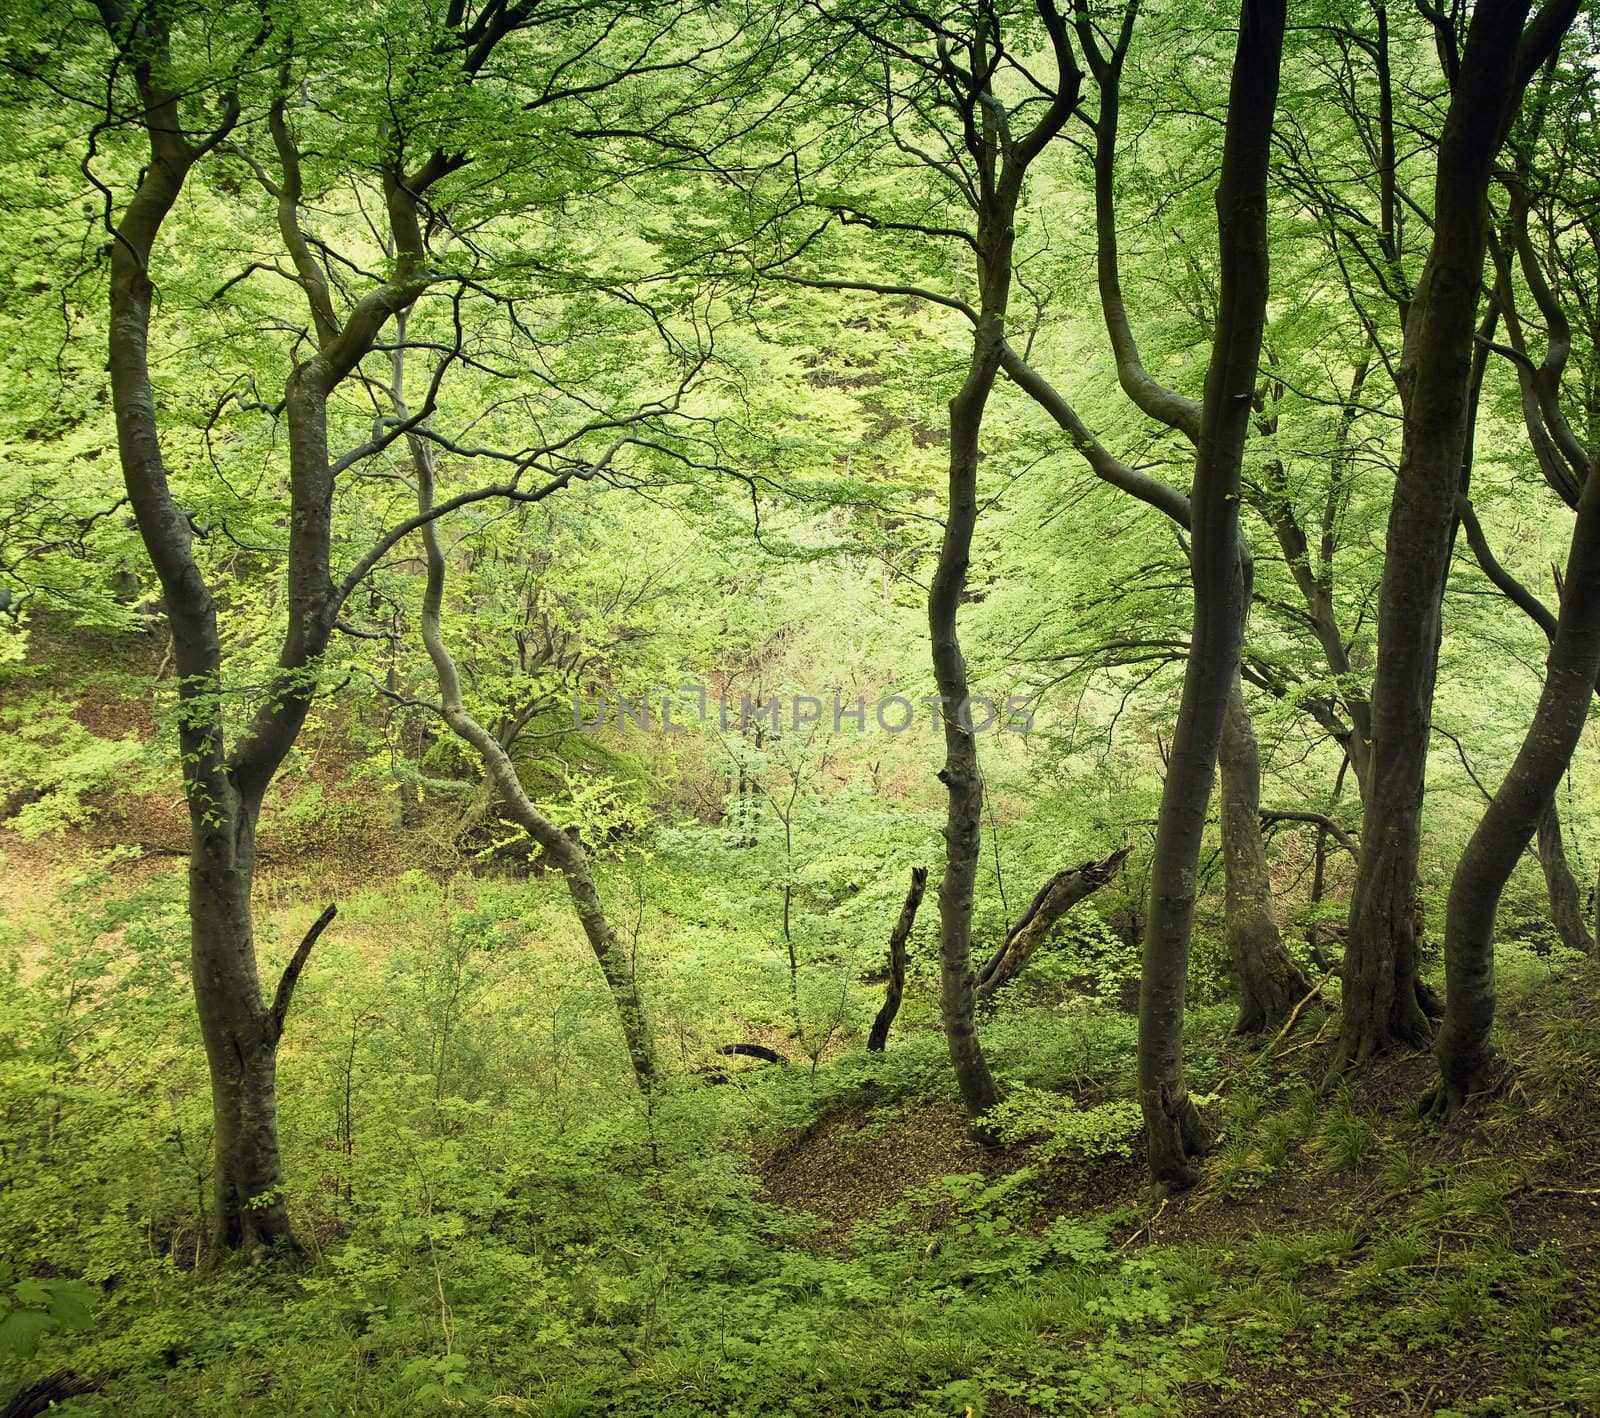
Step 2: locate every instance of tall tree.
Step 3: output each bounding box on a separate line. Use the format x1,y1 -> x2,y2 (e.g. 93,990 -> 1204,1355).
1331,0 -> 1579,1074
1131,0 -> 1283,1185
89,0 -> 296,1258
764,1 -> 1085,1119
1054,0 -> 1310,1034
85,0 -> 689,1253
1431,42 -> 1600,1108
913,4 -> 1084,1119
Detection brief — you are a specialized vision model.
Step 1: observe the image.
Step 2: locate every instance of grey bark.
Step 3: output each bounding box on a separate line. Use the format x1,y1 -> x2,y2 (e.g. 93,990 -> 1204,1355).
94,4 -> 536,1250
914,11 -> 1082,1123
1333,0 -> 1579,1077
1219,684 -> 1312,1033
95,8 -> 310,1258
1001,2 -> 1298,1062
1433,447 -> 1600,1111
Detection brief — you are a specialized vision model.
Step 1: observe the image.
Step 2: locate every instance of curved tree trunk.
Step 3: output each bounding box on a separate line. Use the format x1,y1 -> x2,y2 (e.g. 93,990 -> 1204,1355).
1332,0 -> 1578,1077
94,1 -> 618,1251
868,866 -> 927,1052
407,402 -> 655,1090
1536,805 -> 1595,956
1137,0 -> 1284,1190
97,28 -> 309,1258
1017,2 -> 1301,1070
1434,453 -> 1600,1112
1218,682 -> 1312,1033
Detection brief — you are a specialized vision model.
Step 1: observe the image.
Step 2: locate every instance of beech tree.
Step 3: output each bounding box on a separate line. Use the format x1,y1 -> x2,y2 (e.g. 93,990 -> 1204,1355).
1431,38 -> 1600,1109
760,0 -> 1087,1119
405,397 -> 661,1090
988,0 -> 1312,1040
81,0 -> 698,1255
1331,0 -> 1578,1074
1125,0 -> 1283,1185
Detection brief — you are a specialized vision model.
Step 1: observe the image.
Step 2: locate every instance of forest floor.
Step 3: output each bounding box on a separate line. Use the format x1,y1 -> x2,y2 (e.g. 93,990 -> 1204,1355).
3,640 -> 1598,1415
747,969 -> 1600,1417
3,803 -> 1600,1414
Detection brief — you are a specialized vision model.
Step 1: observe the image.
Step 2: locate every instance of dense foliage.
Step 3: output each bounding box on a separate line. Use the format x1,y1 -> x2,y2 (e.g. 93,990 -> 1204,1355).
2,0 -> 1599,1412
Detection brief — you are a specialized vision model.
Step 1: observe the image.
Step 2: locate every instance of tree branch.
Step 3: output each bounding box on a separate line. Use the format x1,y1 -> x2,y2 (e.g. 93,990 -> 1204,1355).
269,903 -> 336,1042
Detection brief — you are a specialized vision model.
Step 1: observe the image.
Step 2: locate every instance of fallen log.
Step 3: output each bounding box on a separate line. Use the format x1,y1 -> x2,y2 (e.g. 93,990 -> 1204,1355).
2,1371 -> 99,1418
695,1041 -> 789,1085
716,1043 -> 787,1064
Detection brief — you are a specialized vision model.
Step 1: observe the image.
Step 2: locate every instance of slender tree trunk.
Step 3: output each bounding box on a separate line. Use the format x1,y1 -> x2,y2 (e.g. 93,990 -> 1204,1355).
406,414 -> 655,1089
95,1 -> 543,1254
1433,451 -> 1600,1111
1052,1 -> 1303,1047
933,296 -> 1006,1119
1138,0 -> 1284,1189
825,8 -> 1080,1124
1536,805 -> 1595,956
868,867 -> 927,1052
1332,0 -> 1578,1076
1218,681 -> 1312,1032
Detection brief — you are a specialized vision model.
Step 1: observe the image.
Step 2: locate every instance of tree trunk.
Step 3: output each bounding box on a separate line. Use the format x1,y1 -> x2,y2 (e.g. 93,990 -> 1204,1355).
932,299 -> 1005,1119
868,867 -> 927,1052
1536,804 -> 1595,956
1433,450 -> 1600,1112
407,408 -> 656,1090
1137,0 -> 1284,1189
1332,0 -> 1578,1077
974,847 -> 1130,1002
188,813 -> 300,1256
1218,682 -> 1312,1033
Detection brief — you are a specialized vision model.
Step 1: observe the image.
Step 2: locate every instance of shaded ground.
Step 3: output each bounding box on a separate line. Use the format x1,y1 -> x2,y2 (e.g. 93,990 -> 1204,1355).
753,974 -> 1600,1416
760,1098 -> 1009,1245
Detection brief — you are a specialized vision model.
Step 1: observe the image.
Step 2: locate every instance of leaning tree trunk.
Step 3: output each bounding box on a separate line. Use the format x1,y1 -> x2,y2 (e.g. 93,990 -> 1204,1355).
1433,451 -> 1600,1112
1218,681 -> 1312,1032
974,847 -> 1130,1003
1137,0 -> 1283,1189
407,419 -> 655,1090
1333,0 -> 1578,1076
1460,468 -> 1597,960
868,866 -> 927,1052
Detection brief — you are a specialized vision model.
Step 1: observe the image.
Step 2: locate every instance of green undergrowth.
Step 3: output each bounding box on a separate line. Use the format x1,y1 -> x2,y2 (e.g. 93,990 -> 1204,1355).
1,855 -> 1597,1416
